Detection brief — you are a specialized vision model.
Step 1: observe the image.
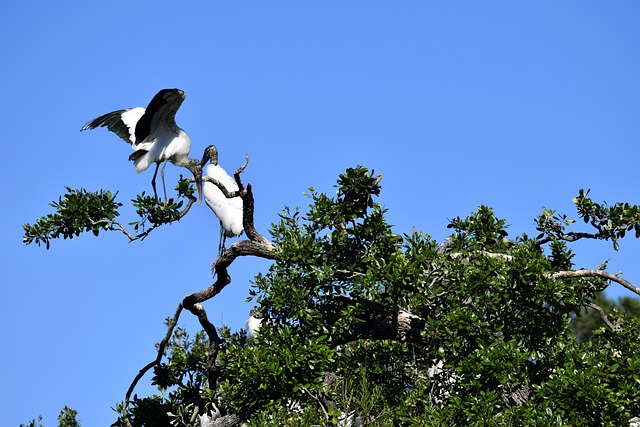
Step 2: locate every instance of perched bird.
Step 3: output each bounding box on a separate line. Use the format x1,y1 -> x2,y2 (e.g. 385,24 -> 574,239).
245,307 -> 263,337
81,88 -> 202,204
201,145 -> 244,257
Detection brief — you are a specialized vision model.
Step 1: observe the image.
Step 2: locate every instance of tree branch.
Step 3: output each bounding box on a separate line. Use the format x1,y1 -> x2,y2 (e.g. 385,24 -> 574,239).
437,241 -> 454,255
442,244 -> 640,297
181,300 -> 223,388
316,267 -> 640,347
234,154 -> 249,190
586,302 -> 622,331
535,231 -> 601,247
92,189 -> 198,243
123,154 -> 277,425
122,304 -> 184,426
552,269 -> 640,297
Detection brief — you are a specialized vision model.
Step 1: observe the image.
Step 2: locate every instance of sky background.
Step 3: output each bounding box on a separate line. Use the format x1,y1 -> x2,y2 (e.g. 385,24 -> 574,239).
3,2 -> 640,425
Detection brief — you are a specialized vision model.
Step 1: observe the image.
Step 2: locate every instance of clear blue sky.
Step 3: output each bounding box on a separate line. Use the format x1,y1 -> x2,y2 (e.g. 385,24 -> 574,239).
3,2 -> 640,425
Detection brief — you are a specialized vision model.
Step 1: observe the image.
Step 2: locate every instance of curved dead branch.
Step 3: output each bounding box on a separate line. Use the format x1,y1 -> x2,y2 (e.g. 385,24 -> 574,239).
121,151 -> 277,426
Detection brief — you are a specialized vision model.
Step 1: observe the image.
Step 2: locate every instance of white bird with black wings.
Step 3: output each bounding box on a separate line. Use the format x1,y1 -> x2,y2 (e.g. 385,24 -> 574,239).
201,145 -> 244,257
81,88 -> 203,203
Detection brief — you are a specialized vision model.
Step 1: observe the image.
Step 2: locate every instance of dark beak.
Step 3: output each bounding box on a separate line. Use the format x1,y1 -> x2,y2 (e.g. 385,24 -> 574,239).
194,173 -> 203,205
192,163 -> 204,205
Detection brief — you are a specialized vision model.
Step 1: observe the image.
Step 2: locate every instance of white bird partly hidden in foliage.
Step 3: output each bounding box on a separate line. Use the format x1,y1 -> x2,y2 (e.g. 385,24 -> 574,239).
81,88 -> 203,203
201,145 -> 244,257
245,307 -> 263,337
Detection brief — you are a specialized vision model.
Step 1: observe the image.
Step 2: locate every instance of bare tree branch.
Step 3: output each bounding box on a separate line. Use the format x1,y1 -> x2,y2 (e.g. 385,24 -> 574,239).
122,304 -> 184,426
552,269 -> 640,297
437,241 -> 454,254
122,151 -> 278,425
586,302 -> 622,331
181,301 -> 223,388
121,151 -> 277,425
234,154 -> 249,189
448,251 -> 513,262
443,244 -> 639,297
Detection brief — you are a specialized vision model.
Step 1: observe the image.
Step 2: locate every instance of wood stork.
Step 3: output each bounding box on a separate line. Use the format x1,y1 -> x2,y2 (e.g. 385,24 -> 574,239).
81,88 -> 202,204
245,307 -> 263,337
201,145 -> 244,256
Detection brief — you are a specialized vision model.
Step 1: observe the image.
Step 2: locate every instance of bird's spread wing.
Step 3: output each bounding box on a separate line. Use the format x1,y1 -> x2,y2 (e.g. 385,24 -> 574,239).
81,107 -> 145,144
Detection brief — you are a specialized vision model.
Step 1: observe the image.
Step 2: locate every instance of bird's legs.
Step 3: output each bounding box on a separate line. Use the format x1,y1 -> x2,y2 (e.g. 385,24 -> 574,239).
218,222 -> 227,258
160,159 -> 169,204
211,223 -> 227,275
151,163 -> 160,200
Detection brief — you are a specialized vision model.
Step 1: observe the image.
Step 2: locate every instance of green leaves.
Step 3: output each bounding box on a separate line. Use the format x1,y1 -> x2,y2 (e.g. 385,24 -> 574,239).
129,192 -> 183,233
574,188 -> 640,249
236,170 -> 640,424
22,187 -> 121,249
536,188 -> 640,250
23,179 -> 199,247
113,326 -> 214,427
447,205 -> 511,252
220,324 -> 335,417
27,166 -> 640,425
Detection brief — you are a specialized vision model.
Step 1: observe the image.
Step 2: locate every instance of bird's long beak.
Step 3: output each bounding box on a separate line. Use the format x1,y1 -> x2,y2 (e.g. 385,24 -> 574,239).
191,162 -> 204,205
194,173 -> 203,205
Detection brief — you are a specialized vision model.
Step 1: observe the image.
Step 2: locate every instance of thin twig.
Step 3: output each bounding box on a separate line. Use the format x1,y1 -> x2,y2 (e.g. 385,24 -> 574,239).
122,304 -> 184,425
92,191 -> 197,243
234,154 -> 249,190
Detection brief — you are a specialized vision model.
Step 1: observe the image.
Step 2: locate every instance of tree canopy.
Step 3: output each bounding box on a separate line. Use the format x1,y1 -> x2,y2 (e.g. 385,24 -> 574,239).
23,162 -> 640,426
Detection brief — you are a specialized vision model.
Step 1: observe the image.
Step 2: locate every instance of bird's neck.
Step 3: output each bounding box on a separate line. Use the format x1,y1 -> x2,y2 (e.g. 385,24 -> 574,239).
173,157 -> 199,170
152,101 -> 182,136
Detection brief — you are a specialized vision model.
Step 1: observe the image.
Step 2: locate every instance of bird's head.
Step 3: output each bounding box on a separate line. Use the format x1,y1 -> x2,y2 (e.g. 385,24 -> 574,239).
201,145 -> 219,168
145,88 -> 186,117
163,88 -> 186,103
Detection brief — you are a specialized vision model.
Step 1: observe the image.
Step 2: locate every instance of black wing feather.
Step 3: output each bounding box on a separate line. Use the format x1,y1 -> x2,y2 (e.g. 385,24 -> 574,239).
81,109 -> 135,144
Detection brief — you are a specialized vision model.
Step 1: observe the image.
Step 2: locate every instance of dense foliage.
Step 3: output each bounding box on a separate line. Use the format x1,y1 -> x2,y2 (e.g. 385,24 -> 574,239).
23,166 -> 640,426
216,167 -> 640,426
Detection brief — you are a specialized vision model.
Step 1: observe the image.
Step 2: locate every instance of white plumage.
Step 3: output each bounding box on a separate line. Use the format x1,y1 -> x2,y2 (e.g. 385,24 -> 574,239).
201,145 -> 244,256
81,88 -> 202,203
245,307 -> 263,337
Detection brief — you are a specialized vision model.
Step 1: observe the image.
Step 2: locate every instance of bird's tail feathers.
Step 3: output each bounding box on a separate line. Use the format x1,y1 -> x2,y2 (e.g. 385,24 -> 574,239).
129,149 -> 151,173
